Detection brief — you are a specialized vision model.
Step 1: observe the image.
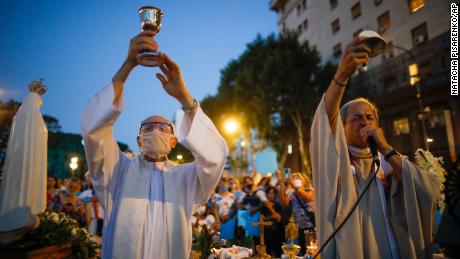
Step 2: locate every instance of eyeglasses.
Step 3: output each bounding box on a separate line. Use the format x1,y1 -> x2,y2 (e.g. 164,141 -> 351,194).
140,121 -> 174,134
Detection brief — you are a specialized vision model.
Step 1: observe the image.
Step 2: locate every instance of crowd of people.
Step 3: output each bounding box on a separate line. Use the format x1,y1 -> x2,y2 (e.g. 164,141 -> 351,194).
46,169 -> 315,257
46,173 -> 104,242
191,170 -> 315,257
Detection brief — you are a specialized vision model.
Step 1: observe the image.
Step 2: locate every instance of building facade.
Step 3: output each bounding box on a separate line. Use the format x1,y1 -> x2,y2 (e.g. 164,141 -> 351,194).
270,0 -> 458,166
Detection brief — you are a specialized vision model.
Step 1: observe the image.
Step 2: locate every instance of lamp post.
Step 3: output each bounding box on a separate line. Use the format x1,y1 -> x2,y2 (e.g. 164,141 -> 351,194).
69,156 -> 78,176
393,45 -> 430,150
223,118 -> 241,177
224,119 -> 239,135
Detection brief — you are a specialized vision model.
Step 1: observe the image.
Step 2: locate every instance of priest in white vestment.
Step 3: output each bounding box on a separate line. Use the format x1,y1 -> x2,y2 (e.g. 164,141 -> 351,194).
81,31 -> 228,259
310,37 -> 439,259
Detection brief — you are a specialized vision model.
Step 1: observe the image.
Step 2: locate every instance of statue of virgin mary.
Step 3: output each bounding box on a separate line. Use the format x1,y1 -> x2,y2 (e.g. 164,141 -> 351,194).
0,80 -> 48,245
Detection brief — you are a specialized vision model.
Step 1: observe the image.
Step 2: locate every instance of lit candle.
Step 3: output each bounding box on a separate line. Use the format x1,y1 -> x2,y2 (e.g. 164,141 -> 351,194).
306,241 -> 318,256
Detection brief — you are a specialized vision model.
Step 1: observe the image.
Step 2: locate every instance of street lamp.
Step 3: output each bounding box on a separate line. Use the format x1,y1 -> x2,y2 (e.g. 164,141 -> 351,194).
224,119 -> 239,135
392,45 -> 430,150
69,156 -> 78,176
69,162 -> 77,170
287,144 -> 293,155
177,154 -> 183,160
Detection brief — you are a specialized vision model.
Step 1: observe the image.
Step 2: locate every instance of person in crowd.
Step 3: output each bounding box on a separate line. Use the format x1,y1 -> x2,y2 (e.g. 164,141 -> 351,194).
213,177 -> 238,240
230,178 -> 244,202
79,172 -> 94,204
261,186 -> 283,257
279,172 -> 315,255
47,175 -> 59,203
256,176 -> 271,192
48,176 -> 90,227
191,203 -> 219,233
56,178 -> 63,189
60,178 -> 69,193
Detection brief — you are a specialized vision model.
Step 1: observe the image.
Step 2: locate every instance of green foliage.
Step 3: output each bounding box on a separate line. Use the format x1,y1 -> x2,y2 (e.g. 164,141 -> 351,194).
29,212 -> 100,259
168,142 -> 194,164
201,33 -> 336,162
0,100 -> 21,176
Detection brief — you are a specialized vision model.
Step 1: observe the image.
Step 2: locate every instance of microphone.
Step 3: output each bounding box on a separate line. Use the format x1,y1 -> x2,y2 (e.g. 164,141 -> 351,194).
367,136 -> 380,167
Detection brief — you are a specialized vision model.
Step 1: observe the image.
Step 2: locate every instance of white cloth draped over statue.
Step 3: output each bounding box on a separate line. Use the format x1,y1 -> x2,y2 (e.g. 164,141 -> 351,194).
81,83 -> 228,259
0,92 -> 47,232
310,95 -> 439,259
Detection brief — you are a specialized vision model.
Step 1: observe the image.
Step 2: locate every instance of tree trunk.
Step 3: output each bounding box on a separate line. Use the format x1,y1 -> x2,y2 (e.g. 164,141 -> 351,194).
278,149 -> 288,170
290,112 -> 312,177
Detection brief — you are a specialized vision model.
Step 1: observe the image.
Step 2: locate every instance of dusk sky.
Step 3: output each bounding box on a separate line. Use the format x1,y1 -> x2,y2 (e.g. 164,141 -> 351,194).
0,1 -> 278,151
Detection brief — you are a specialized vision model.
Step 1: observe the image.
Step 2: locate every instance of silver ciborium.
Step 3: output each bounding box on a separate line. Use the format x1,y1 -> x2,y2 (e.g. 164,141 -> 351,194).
137,6 -> 163,67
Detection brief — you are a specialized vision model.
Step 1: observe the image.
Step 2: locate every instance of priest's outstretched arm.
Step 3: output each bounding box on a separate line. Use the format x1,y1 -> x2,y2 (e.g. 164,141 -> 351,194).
80,31 -> 160,208
324,37 -> 371,131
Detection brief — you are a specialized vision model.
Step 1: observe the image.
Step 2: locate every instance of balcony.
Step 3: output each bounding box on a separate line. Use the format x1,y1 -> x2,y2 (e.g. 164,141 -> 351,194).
270,0 -> 288,12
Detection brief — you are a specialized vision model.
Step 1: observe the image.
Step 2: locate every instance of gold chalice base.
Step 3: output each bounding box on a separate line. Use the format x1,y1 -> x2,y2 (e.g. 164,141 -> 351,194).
282,243 -> 300,259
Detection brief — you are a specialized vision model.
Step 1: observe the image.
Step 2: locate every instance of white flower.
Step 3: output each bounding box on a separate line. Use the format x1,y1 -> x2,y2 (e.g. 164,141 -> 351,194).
415,149 -> 446,211
71,228 -> 77,236
51,214 -> 59,223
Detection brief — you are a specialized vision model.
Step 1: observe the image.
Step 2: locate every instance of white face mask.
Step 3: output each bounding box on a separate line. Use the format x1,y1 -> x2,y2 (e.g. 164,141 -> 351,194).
293,179 -> 303,188
140,129 -> 172,159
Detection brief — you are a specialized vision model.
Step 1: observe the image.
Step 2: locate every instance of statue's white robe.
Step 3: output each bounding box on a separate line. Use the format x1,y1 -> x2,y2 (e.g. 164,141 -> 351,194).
0,92 -> 47,232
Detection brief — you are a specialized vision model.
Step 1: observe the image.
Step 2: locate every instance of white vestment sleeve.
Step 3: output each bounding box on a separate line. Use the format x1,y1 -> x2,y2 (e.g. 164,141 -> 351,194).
178,107 -> 229,204
80,83 -> 129,210
310,95 -> 363,259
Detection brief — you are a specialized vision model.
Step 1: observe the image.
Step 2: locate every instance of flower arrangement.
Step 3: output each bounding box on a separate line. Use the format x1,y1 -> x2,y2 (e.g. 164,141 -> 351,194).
29,211 -> 100,259
191,224 -> 221,259
414,148 -> 446,211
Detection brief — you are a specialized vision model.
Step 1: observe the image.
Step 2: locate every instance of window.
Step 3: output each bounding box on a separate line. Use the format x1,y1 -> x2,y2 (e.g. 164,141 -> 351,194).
353,28 -> 363,39
331,19 -> 340,34
408,0 -> 424,13
384,75 -> 398,92
303,19 -> 308,31
419,62 -> 432,80
297,24 -> 302,34
411,23 -> 428,46
330,0 -> 338,10
333,43 -> 342,58
375,0 -> 383,6
427,110 -> 445,128
302,0 -> 307,10
297,5 -> 302,16
393,117 -> 410,135
382,41 -> 394,60
351,2 -> 361,20
377,11 -> 390,33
